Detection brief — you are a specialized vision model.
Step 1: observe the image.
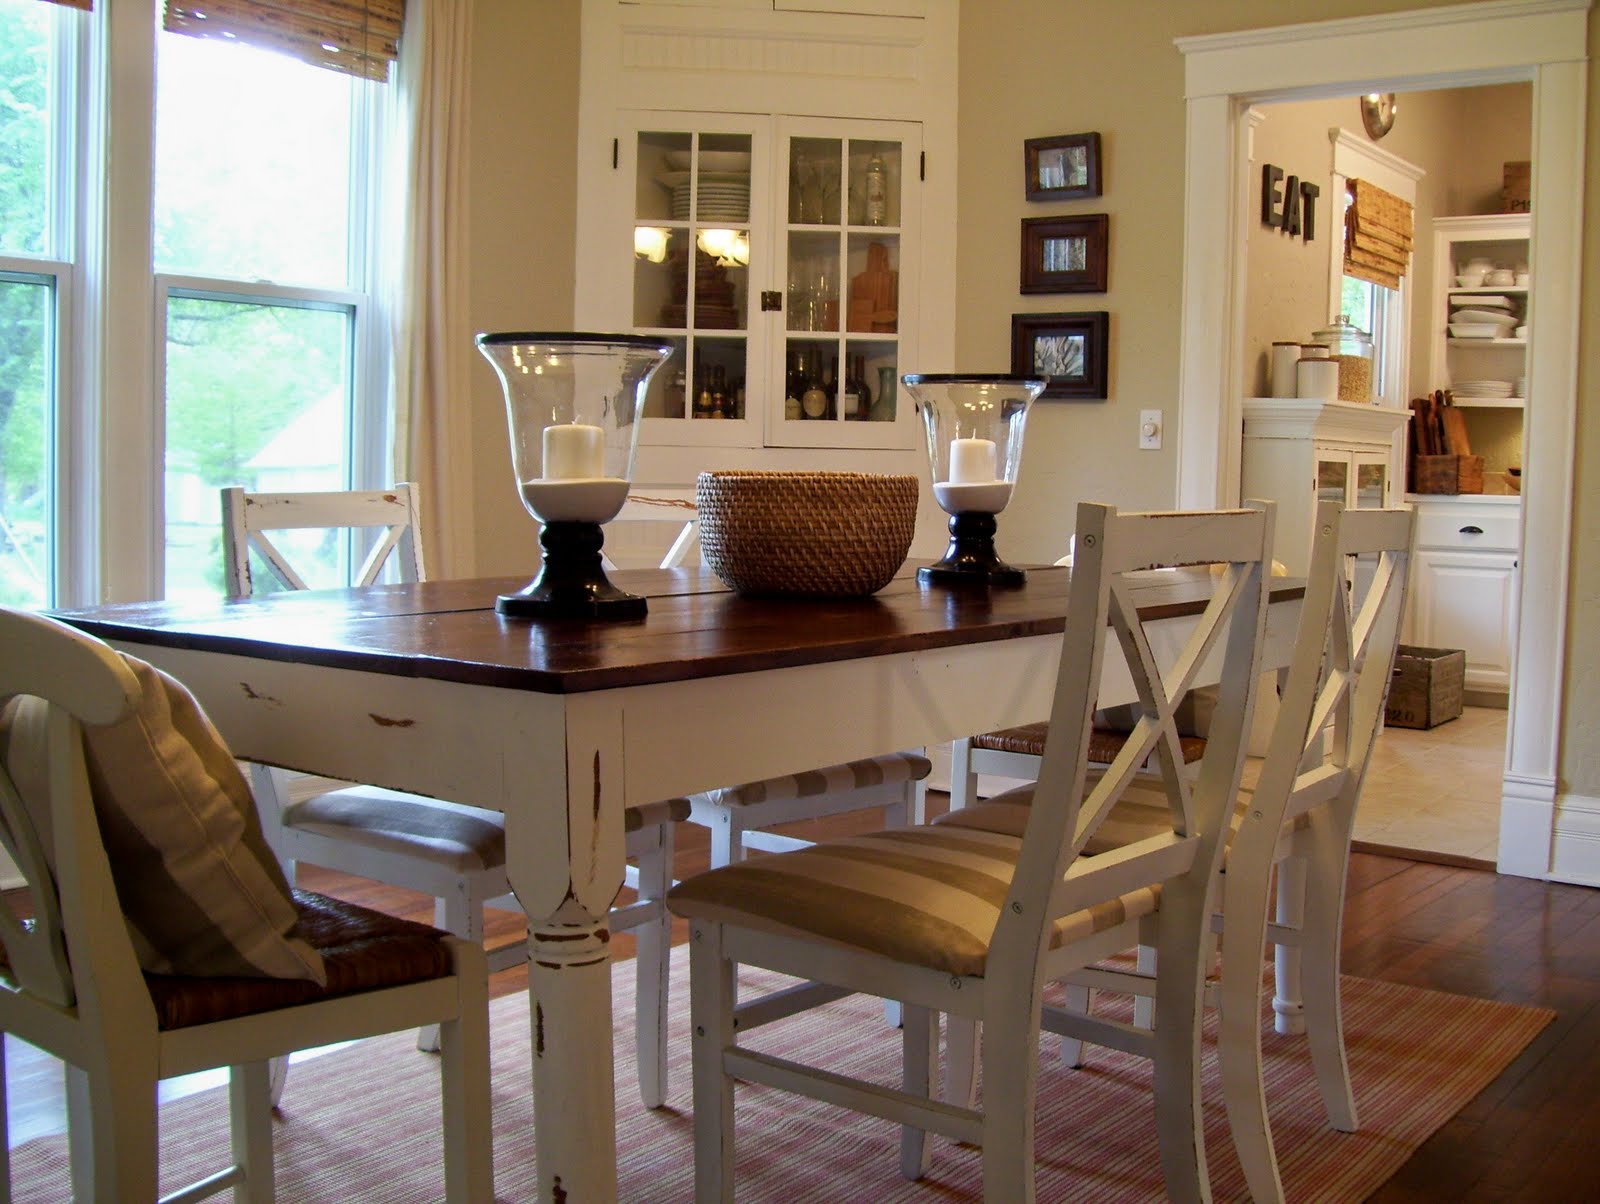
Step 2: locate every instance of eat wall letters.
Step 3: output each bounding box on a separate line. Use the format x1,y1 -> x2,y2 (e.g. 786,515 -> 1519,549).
1261,164 -> 1320,241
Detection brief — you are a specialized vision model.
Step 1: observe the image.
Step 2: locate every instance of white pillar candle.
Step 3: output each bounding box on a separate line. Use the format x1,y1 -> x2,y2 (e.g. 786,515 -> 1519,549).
543,423 -> 605,480
948,437 -> 997,485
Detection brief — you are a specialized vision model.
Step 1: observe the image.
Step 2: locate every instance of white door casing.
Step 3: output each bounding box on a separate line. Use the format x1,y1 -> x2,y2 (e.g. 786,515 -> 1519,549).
1174,0 -> 1590,881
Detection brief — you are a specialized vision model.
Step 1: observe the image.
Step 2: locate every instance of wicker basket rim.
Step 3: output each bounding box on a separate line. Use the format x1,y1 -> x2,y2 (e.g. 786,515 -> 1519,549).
697,470 -> 918,483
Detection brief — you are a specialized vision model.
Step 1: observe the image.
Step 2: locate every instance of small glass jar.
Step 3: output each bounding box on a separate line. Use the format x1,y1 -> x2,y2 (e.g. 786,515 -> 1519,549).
1312,316 -> 1374,403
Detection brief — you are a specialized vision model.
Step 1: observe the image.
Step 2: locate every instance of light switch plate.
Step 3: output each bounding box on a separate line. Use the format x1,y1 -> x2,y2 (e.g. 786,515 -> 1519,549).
1139,409 -> 1163,450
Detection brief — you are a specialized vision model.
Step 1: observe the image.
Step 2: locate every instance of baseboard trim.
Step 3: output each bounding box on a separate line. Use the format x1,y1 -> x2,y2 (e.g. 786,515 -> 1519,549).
1550,792 -> 1600,887
1351,840 -> 1497,872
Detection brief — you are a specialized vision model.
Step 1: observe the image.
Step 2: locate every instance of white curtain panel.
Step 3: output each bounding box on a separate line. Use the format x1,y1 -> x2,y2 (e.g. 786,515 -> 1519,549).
385,0 -> 474,575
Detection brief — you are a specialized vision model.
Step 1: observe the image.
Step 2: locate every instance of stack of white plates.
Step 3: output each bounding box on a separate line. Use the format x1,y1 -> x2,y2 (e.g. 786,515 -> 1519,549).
1451,294 -> 1514,311
1451,379 -> 1515,399
662,171 -> 751,222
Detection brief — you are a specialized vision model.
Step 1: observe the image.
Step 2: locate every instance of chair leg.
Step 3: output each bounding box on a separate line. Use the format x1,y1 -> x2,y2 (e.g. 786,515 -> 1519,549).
267,1054 -> 289,1107
978,997 -> 1040,1203
689,922 -> 737,1203
899,1005 -> 936,1180
66,1057 -> 160,1204
423,882 -> 483,1053
1271,854 -> 1308,1035
943,1015 -> 981,1108
1150,885 -> 1212,1204
1219,833 -> 1286,1204
949,738 -> 978,812
229,1062 -> 277,1203
440,942 -> 495,1204
707,810 -> 737,869
1133,944 -> 1157,1030
634,824 -> 673,1109
1300,807 -> 1359,1132
1057,984 -> 1091,1068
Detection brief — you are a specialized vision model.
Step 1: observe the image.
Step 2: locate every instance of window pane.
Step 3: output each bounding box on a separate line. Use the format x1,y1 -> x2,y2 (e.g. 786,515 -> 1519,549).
154,33 -> 356,287
0,276 -> 52,607
0,0 -> 53,256
163,296 -> 352,600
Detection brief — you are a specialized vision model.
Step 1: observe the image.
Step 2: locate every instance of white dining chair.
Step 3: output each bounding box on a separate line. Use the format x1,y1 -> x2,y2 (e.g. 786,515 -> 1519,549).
936,501 -> 1414,1203
220,484 -> 686,1108
0,607 -> 494,1202
668,502 -> 1275,1201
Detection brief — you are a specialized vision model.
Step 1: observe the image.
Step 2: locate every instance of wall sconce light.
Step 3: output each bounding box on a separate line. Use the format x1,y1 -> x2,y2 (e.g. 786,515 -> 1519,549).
633,226 -> 670,263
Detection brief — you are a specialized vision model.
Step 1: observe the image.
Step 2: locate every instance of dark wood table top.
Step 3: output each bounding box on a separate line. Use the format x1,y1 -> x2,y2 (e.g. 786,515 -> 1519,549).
55,568 -> 1303,696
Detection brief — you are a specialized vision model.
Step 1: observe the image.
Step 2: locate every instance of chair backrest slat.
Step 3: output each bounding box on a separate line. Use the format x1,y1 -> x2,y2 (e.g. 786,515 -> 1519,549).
221,484 -> 425,598
601,491 -> 700,571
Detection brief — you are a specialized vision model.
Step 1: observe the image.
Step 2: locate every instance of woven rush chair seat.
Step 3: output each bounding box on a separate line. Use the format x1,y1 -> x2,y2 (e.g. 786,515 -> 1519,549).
668,824 -> 1159,980
281,791 -> 691,873
144,890 -> 454,1030
971,722 -> 1206,765
695,751 -> 931,808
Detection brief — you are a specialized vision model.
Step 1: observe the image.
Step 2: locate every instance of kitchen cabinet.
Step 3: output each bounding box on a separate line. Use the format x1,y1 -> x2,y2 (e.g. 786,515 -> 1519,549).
1240,398 -> 1409,575
1430,213 -> 1530,411
1404,495 -> 1519,695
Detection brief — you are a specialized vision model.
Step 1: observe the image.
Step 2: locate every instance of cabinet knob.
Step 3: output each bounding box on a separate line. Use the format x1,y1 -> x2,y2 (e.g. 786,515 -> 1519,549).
1459,525 -> 1484,535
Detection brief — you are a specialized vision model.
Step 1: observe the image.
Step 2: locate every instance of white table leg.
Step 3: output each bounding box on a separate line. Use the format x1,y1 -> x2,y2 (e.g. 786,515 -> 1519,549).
528,920 -> 617,1202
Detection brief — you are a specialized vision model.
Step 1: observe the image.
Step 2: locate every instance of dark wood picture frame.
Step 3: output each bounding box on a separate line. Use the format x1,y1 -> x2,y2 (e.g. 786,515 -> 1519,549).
1024,131 -> 1102,201
1020,214 -> 1108,294
1010,311 -> 1109,400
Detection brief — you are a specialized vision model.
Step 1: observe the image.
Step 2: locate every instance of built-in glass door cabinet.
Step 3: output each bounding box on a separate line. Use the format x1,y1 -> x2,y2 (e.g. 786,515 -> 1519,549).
1430,213 -> 1531,410
622,113 -> 919,454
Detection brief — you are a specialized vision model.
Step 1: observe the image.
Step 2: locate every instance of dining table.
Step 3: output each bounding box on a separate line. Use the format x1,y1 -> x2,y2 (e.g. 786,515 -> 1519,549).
57,564 -> 1304,1202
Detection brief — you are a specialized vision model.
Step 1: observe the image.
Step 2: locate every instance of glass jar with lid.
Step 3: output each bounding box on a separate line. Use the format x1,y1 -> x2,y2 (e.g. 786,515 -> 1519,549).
1311,316 -> 1374,402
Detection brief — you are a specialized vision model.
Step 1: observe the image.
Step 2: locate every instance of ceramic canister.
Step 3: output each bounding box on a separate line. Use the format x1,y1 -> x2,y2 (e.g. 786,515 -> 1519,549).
1270,341 -> 1301,398
1296,356 -> 1339,400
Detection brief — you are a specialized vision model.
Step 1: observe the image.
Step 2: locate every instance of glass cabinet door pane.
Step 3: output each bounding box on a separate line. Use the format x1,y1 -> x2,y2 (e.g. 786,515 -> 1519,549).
1316,458 -> 1349,505
787,229 -> 839,334
789,137 -> 841,226
846,234 -> 898,335
1355,462 -> 1387,507
847,138 -> 901,228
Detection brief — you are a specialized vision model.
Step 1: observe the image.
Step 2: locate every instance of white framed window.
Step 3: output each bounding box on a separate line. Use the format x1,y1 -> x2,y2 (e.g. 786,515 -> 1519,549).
152,25 -> 389,599
2,0 -> 397,608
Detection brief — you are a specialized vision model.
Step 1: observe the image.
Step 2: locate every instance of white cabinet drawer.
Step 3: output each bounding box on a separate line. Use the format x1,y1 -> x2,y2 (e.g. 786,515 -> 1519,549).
1412,502 -> 1520,551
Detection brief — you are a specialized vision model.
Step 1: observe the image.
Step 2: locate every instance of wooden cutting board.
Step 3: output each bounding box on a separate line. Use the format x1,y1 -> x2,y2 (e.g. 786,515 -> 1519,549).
1441,406 -> 1472,455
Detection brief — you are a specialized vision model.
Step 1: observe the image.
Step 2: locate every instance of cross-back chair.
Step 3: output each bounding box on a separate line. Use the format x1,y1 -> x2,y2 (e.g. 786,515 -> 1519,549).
938,502 -> 1414,1203
668,502 -> 1275,1202
0,607 -> 492,1202
220,484 -> 685,1108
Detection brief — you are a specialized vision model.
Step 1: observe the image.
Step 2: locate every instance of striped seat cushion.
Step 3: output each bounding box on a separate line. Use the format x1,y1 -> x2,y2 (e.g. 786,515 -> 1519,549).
667,825 -> 1159,980
972,723 -> 1207,765
936,779 -> 1309,858
283,789 -> 691,874
696,751 -> 931,808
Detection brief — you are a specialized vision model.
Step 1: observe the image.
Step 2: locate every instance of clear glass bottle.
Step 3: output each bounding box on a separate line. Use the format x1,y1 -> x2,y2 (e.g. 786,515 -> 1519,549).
865,151 -> 887,226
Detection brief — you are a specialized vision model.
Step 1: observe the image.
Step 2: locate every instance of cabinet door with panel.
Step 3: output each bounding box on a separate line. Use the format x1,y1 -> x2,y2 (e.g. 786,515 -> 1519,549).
1409,548 -> 1517,692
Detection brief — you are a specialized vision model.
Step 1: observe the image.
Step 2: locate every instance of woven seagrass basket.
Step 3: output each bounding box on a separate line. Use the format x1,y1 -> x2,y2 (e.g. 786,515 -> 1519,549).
695,471 -> 918,597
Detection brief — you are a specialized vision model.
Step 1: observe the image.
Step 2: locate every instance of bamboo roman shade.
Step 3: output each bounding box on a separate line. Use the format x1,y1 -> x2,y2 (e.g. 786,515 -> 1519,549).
39,1 -> 93,10
164,1 -> 404,82
1344,178 -> 1414,289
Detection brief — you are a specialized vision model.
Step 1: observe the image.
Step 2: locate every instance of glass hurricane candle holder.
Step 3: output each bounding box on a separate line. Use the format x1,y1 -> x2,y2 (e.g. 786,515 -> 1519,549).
475,331 -> 674,619
901,373 -> 1046,586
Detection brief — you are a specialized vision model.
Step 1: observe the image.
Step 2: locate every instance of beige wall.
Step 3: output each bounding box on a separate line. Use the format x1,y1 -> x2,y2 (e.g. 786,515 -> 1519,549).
466,0 -> 581,578
460,0 -> 1596,800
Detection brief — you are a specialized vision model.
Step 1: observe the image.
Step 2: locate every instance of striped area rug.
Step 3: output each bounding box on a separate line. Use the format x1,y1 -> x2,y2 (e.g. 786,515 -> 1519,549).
7,959 -> 1552,1201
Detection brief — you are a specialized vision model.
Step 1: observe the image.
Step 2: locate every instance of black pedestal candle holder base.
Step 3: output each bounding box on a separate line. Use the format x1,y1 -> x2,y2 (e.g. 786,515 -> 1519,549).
496,520 -> 647,620
917,510 -> 1026,588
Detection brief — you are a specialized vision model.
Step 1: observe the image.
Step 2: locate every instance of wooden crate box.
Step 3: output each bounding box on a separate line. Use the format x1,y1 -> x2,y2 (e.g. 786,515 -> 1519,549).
1385,645 -> 1466,729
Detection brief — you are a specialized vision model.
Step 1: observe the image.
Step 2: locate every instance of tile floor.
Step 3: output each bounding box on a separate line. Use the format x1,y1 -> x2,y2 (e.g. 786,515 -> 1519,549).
1351,705 -> 1505,865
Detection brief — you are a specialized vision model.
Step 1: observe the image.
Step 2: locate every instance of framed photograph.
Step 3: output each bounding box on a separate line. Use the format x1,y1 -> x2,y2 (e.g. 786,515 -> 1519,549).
1020,214 -> 1108,294
1011,311 -> 1109,400
1024,131 -> 1102,201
